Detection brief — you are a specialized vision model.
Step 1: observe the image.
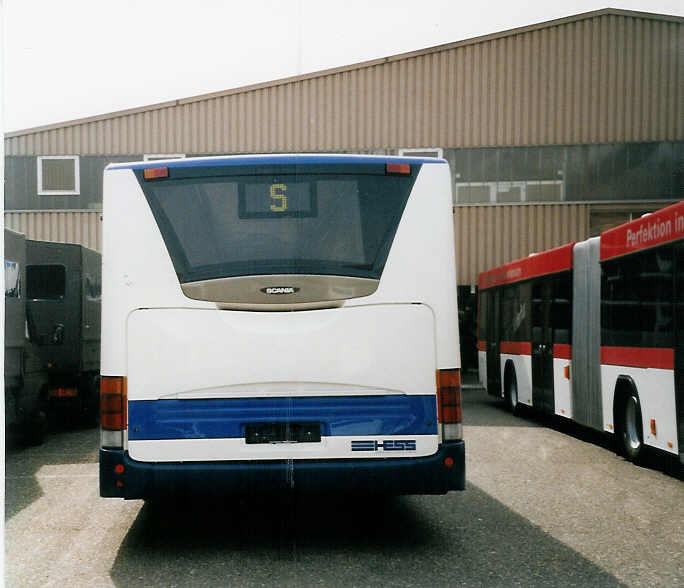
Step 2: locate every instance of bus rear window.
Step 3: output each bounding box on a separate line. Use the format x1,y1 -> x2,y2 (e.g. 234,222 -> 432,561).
136,164 -> 419,283
26,265 -> 66,300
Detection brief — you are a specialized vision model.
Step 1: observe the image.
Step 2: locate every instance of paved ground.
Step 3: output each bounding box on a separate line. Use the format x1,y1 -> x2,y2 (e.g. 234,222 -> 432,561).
5,376 -> 683,587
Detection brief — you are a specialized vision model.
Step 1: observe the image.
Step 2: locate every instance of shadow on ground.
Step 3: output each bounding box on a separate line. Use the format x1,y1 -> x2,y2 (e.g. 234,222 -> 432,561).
109,485 -> 624,588
463,377 -> 683,479
4,421 -> 99,520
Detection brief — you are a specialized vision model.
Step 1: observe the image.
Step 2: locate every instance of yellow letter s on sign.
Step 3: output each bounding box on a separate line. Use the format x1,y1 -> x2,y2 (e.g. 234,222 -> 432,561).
269,183 -> 288,212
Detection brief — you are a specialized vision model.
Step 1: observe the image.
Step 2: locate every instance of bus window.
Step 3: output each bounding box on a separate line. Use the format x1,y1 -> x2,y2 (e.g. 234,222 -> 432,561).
552,274 -> 572,345
138,168 -> 417,284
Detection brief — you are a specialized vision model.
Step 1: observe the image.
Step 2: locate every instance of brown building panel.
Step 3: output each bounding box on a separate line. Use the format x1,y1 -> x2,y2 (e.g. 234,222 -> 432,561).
4,211 -> 102,252
5,9 -> 682,156
453,200 -> 681,286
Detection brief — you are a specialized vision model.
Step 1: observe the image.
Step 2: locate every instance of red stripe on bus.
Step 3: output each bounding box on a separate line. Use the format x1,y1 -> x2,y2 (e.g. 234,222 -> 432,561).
600,346 -> 674,370
553,344 -> 572,359
478,242 -> 574,290
500,341 -> 532,355
477,340 -> 486,352
600,200 -> 684,261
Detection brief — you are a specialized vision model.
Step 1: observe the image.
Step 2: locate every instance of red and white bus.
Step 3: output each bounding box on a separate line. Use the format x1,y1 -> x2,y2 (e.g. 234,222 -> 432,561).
478,200 -> 684,465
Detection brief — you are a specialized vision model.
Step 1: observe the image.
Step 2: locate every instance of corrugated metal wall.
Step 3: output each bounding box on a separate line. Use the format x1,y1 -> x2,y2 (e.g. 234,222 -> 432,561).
5,11 -> 682,156
454,203 -> 591,286
453,200 -> 681,285
4,211 -> 102,252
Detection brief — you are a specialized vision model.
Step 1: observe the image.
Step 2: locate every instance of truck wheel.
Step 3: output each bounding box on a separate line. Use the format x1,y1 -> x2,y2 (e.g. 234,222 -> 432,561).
24,409 -> 47,446
620,390 -> 645,464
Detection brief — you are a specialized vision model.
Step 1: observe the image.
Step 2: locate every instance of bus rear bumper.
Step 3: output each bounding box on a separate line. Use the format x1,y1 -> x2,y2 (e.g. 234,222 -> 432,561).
100,441 -> 465,499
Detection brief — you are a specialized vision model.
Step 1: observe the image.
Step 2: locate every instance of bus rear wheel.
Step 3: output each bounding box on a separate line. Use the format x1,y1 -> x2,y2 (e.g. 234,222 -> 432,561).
620,390 -> 645,464
505,366 -> 518,414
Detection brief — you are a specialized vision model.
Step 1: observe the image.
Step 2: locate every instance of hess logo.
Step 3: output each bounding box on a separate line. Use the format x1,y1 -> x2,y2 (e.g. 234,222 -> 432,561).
261,286 -> 299,295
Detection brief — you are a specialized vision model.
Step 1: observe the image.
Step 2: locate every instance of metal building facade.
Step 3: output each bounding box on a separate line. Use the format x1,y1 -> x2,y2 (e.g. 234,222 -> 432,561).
452,200 -> 676,285
4,210 -> 102,252
5,9 -> 682,156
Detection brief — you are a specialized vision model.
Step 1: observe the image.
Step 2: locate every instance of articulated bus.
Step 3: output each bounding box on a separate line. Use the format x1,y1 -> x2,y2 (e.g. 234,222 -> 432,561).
100,154 -> 464,498
478,200 -> 684,465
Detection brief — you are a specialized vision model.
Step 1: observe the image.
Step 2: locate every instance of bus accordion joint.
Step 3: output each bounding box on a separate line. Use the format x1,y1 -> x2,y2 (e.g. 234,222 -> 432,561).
436,368 -> 462,441
101,376 -> 127,448
143,167 -> 169,180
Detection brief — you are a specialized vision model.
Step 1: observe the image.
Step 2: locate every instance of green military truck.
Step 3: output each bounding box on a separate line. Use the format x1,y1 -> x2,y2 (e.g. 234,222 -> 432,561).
5,229 -> 49,444
26,240 -> 101,424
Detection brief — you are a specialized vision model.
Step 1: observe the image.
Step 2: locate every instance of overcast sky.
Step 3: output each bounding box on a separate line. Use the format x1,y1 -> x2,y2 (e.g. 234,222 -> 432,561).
3,0 -> 683,133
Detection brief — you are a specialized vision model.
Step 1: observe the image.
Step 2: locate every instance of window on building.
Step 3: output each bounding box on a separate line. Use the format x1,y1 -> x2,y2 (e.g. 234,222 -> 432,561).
398,148 -> 443,159
143,154 -> 186,161
451,142 -> 680,204
497,182 -> 526,203
454,180 -> 564,203
456,183 -> 492,203
37,156 -> 80,195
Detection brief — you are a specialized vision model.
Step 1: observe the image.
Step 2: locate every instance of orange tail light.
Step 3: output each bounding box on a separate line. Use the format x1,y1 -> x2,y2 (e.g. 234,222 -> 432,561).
143,167 -> 169,180
101,376 -> 127,431
437,368 -> 462,424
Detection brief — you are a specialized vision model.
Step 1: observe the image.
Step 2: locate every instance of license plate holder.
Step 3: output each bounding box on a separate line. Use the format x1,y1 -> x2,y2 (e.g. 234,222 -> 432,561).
245,422 -> 321,444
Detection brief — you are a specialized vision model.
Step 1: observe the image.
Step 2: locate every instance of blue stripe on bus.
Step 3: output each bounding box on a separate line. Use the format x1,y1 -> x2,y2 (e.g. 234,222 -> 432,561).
127,394 -> 438,440
107,154 -> 446,171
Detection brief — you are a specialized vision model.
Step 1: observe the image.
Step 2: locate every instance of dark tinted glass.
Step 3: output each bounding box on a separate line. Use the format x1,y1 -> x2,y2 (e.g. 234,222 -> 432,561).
552,273 -> 572,344
501,283 -> 531,342
5,260 -> 20,298
137,164 -> 419,282
531,279 -> 552,343
501,286 -> 516,340
478,291 -> 488,338
531,281 -> 547,328
601,246 -> 673,348
26,265 -> 66,300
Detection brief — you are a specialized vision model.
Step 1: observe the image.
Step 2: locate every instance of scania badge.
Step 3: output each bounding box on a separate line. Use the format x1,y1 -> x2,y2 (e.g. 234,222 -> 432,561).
261,286 -> 299,295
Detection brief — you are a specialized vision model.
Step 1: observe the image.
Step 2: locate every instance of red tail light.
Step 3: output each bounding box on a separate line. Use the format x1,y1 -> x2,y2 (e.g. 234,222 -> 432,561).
437,369 -> 462,423
49,386 -> 78,398
101,376 -> 127,431
437,368 -> 462,442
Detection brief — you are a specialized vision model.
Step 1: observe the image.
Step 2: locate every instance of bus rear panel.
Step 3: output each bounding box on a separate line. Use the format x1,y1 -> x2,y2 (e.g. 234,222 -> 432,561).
100,155 -> 464,498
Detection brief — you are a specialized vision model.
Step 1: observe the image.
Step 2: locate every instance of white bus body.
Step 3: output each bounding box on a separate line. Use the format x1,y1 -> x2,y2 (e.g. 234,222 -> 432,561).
100,154 -> 465,498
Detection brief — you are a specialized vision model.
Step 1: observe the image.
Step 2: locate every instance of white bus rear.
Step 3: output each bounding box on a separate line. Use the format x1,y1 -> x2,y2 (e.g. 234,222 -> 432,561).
99,154 -> 464,498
